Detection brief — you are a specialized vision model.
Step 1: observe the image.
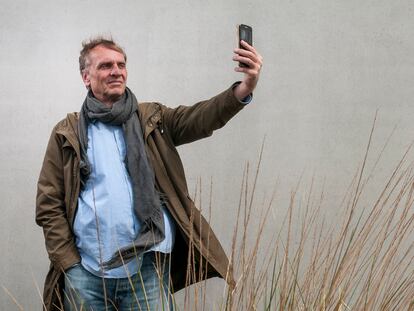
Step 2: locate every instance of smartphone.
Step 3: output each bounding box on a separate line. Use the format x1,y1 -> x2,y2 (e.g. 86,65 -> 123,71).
238,24 -> 253,68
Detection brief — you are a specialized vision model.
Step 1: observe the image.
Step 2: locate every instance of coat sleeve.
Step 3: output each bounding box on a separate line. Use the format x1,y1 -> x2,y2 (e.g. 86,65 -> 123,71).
162,83 -> 247,146
35,125 -> 80,272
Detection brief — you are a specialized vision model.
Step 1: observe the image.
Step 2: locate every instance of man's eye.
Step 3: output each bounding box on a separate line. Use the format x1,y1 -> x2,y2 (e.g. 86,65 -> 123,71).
118,63 -> 126,69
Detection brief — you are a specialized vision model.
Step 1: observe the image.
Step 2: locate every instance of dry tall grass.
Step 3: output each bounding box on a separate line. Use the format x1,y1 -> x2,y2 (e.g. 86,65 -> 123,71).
182,121 -> 414,310
215,127 -> 414,310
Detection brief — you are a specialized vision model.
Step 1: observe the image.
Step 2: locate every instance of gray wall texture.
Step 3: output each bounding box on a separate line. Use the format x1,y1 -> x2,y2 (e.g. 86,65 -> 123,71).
1,0 -> 414,309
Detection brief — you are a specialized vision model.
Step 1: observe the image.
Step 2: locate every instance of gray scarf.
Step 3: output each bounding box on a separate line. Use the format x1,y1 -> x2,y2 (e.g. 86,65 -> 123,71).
78,87 -> 165,270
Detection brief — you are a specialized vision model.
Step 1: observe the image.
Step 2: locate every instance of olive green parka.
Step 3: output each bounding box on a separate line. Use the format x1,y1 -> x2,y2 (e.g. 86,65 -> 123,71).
36,85 -> 244,310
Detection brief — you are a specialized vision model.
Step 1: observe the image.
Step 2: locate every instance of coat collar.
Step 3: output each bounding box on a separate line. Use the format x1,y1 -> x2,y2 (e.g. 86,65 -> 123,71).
55,101 -> 162,152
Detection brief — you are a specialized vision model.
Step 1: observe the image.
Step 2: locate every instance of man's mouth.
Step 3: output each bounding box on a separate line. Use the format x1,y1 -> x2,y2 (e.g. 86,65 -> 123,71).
108,80 -> 123,85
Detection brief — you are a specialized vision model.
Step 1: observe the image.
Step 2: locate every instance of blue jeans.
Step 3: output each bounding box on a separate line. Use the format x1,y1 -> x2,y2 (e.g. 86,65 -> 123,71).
64,252 -> 174,311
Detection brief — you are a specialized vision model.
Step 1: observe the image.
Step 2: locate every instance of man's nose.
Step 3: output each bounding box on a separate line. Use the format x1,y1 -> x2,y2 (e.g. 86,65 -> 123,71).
110,65 -> 122,76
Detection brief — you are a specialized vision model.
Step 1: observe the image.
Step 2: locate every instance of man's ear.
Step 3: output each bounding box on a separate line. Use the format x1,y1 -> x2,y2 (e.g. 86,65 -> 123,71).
81,70 -> 90,88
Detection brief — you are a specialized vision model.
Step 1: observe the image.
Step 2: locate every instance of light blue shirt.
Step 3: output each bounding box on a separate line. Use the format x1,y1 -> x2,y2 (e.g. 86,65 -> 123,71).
240,94 -> 252,104
74,121 -> 175,278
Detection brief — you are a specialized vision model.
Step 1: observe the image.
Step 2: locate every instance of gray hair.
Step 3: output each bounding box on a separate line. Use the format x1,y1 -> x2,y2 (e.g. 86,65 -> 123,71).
79,36 -> 127,73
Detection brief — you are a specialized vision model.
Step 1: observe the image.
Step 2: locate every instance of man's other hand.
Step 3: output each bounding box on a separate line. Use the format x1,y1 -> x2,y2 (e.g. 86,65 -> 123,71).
232,40 -> 263,101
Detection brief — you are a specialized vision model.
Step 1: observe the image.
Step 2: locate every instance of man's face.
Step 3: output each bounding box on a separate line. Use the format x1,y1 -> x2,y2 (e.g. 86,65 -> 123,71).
82,45 -> 127,106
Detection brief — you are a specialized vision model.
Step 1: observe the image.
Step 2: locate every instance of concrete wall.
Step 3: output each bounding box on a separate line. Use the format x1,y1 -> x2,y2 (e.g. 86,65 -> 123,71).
1,0 -> 413,309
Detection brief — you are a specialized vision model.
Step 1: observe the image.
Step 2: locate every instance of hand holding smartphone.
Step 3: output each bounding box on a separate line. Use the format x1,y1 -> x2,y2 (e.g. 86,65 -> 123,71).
238,24 -> 253,68
233,23 -> 262,101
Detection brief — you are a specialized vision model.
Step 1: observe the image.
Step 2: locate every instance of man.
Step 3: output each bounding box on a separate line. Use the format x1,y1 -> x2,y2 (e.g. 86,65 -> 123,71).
36,36 -> 262,310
